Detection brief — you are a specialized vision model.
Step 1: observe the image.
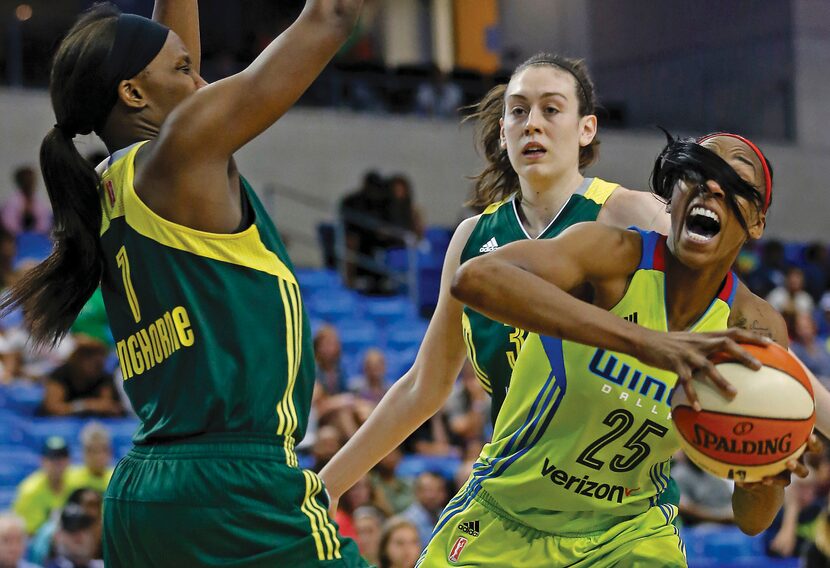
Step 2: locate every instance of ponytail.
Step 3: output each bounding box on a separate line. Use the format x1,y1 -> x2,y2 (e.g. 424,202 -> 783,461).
0,129 -> 105,345
0,4 -> 119,345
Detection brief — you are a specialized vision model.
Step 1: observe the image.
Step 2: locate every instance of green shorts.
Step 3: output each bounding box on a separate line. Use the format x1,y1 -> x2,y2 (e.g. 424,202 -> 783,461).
416,487 -> 686,567
103,433 -> 367,567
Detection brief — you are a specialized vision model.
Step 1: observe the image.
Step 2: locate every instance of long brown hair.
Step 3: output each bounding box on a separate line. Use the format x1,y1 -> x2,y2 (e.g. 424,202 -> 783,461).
465,53 -> 600,208
0,4 -> 122,345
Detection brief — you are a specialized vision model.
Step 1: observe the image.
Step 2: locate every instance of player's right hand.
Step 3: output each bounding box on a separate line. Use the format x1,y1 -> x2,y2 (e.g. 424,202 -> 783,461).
634,327 -> 771,411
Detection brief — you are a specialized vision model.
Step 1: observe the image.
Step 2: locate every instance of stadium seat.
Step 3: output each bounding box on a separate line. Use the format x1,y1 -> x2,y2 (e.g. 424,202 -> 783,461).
15,232 -> 52,263
307,289 -> 359,322
386,320 -> 428,352
3,384 -> 44,416
336,320 -> 380,354
23,418 -> 82,452
362,296 -> 414,327
396,454 -> 461,482
0,487 -> 17,510
0,412 -> 25,445
296,268 -> 341,295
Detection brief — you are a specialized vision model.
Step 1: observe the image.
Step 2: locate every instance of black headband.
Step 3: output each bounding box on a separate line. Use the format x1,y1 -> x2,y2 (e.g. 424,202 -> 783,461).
86,14 -> 169,133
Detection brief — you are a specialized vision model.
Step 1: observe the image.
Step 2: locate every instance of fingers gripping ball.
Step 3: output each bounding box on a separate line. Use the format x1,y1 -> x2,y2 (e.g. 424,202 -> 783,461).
671,342 -> 815,482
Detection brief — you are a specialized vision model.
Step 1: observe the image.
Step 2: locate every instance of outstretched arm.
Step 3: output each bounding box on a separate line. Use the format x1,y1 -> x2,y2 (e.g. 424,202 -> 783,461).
152,0 -> 201,74
319,217 -> 474,502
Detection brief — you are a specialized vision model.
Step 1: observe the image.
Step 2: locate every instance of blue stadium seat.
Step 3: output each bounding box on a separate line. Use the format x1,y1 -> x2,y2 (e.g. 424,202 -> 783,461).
98,418 -> 140,448
307,289 -> 359,322
15,232 -> 52,263
396,454 -> 461,481
3,384 -> 44,416
0,412 -> 25,445
362,296 -> 414,327
23,418 -> 82,452
0,462 -> 34,486
424,227 -> 452,255
386,321 -> 428,352
296,268 -> 341,296
0,445 -> 40,469
0,487 -> 17,509
336,320 -> 380,355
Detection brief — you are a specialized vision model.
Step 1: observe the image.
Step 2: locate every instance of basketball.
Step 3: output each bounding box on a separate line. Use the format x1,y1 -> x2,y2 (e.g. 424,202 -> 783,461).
671,342 -> 815,482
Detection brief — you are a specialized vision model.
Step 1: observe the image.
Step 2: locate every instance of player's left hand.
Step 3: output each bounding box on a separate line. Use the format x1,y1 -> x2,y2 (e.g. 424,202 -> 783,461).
736,433 -> 822,488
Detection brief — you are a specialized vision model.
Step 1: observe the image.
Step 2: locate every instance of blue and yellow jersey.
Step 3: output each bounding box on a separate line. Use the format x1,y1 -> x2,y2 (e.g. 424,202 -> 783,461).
451,229 -> 737,534
459,177 -> 619,425
98,142 -> 313,466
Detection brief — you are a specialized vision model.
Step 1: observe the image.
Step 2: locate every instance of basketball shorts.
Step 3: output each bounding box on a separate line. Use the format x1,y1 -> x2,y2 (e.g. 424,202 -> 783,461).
416,487 -> 686,567
103,433 -> 367,567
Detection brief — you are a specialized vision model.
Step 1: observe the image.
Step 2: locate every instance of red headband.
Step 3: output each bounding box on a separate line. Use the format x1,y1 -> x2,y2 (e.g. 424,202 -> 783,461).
696,132 -> 772,212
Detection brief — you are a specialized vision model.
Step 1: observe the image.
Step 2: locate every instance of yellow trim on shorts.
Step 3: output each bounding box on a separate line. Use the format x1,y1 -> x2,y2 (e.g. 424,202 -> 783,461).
461,312 -> 492,394
301,471 -> 342,561
101,141 -> 297,284
584,178 -> 619,205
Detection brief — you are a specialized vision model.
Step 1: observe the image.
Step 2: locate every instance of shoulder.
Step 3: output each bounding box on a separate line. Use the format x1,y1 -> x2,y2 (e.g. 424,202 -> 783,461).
17,471 -> 46,494
730,281 -> 789,347
598,186 -> 671,234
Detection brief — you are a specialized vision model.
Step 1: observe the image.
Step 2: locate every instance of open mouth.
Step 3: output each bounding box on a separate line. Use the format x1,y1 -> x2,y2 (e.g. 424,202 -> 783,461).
684,205 -> 721,243
522,142 -> 547,157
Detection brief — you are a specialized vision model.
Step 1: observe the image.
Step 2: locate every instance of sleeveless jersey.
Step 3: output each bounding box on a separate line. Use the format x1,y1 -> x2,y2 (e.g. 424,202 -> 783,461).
460,177 -> 619,424
462,230 -> 738,534
98,142 -> 313,466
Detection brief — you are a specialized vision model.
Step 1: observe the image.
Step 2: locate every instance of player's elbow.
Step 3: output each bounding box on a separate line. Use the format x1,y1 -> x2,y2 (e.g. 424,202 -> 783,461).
736,517 -> 768,537
451,258 -> 486,306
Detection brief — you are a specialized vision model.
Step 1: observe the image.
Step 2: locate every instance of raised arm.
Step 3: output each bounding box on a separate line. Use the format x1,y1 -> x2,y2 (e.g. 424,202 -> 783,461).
155,0 -> 361,165
319,217 -> 475,502
152,0 -> 201,74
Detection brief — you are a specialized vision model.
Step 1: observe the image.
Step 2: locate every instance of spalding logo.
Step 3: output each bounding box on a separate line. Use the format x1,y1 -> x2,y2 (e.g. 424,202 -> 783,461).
694,424 -> 792,455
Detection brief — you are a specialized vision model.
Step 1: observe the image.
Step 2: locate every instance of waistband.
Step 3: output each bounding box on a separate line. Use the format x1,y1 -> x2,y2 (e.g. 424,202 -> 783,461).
128,432 -> 292,462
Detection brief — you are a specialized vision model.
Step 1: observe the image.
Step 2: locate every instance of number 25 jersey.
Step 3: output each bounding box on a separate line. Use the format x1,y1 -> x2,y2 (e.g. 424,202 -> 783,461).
469,229 -> 738,534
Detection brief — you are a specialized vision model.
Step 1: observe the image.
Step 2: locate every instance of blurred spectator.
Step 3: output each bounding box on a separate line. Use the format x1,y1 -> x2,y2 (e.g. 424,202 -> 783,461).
791,312 -> 830,385
349,348 -> 388,407
384,175 -> 424,245
40,337 -> 123,418
310,424 -> 343,473
353,506 -> 385,566
28,489 -> 102,567
0,228 -> 16,291
314,325 -> 348,395
13,438 -> 70,535
445,362 -> 490,449
766,468 -> 824,558
64,424 -> 113,495
403,410 -> 455,457
370,447 -> 413,515
401,472 -> 448,547
805,496 -> 830,567
378,517 -> 421,568
671,453 -> 734,525
747,240 -> 786,298
767,266 -> 815,326
804,243 -> 830,303
44,505 -> 102,568
0,512 -> 39,568
1,167 -> 51,236
415,66 -> 463,118
340,171 -> 389,294
335,475 -> 392,540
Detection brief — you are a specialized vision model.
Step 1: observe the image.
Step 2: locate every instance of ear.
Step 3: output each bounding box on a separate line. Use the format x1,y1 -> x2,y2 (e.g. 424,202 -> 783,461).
499,118 -> 506,150
579,114 -> 598,147
748,210 -> 766,240
116,79 -> 147,110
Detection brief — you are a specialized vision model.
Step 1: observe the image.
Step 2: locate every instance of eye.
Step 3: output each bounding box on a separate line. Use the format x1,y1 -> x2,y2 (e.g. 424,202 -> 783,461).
178,65 -> 191,74
510,107 -> 526,117
545,106 -> 559,114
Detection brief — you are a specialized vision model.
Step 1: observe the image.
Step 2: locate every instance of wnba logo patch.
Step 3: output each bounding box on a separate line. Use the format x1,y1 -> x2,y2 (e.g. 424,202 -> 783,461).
448,537 -> 468,563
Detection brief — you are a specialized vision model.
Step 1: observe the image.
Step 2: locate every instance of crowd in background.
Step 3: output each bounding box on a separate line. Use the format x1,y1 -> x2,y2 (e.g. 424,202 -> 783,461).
1,161 -> 830,567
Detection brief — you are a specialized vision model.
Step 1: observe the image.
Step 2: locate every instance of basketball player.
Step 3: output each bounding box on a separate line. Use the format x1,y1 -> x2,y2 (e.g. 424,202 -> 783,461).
322,53 -> 676,509
417,133 -> 793,566
1,1 -> 368,565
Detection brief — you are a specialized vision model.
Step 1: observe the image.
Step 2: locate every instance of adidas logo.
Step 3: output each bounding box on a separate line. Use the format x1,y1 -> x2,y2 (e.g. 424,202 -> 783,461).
457,520 -> 480,537
479,238 -> 499,253
623,312 -> 639,325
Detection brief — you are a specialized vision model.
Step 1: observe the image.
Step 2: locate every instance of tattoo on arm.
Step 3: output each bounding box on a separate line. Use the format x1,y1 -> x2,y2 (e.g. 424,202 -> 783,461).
734,316 -> 774,339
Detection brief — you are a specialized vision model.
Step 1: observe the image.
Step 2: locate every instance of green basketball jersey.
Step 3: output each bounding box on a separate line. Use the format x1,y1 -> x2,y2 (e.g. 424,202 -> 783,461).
457,230 -> 737,534
460,177 -> 619,424
98,142 -> 313,466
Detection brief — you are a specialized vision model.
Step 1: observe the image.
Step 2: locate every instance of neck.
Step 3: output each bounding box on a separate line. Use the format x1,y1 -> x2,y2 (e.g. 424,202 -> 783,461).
516,170 -> 584,238
663,250 -> 734,332
101,113 -> 161,154
48,475 -> 63,492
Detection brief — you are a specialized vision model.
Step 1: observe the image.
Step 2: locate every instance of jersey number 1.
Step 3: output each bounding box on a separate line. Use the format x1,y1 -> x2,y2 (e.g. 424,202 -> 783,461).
116,246 -> 141,323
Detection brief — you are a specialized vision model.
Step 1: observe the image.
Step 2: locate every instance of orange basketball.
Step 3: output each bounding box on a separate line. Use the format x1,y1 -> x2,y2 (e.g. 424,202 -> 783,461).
671,342 -> 815,482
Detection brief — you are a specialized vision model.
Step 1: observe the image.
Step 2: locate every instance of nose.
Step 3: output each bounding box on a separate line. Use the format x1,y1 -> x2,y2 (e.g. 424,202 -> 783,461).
523,107 -> 543,135
194,72 -> 208,90
701,179 -> 725,199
